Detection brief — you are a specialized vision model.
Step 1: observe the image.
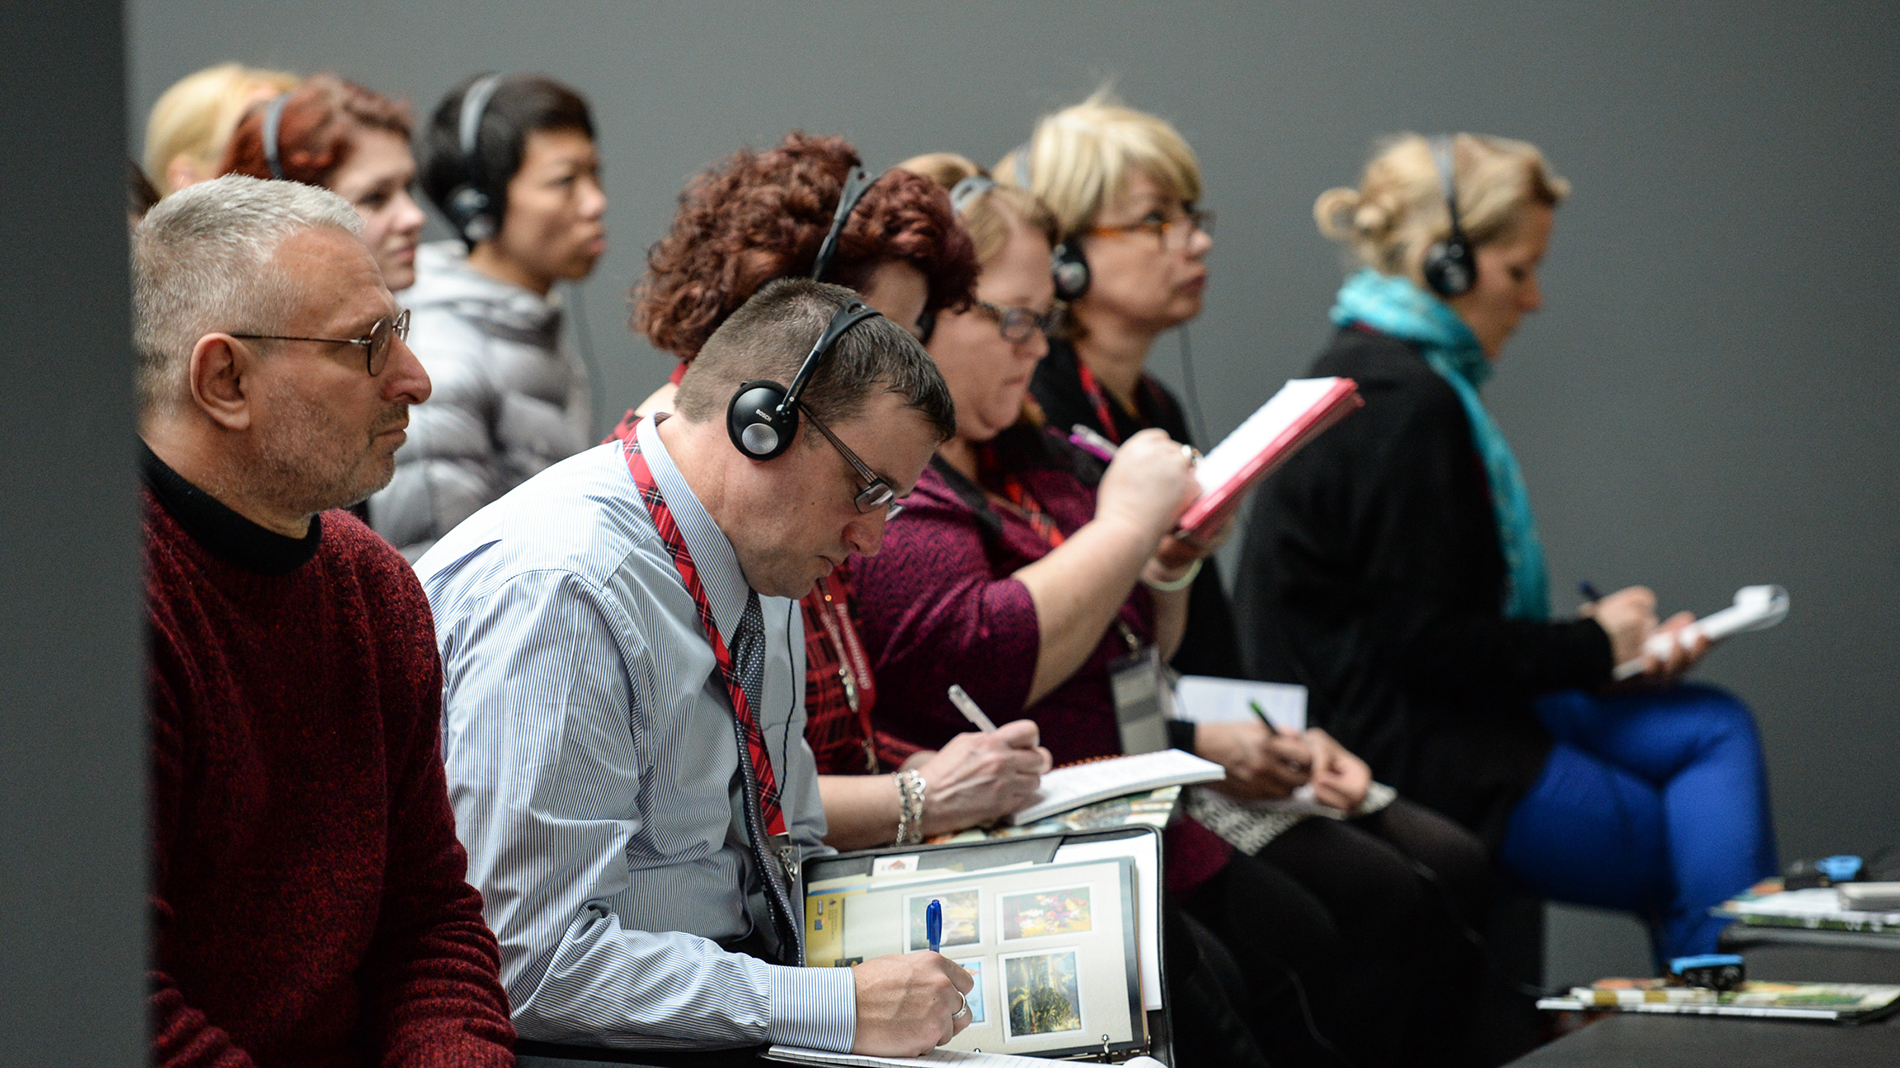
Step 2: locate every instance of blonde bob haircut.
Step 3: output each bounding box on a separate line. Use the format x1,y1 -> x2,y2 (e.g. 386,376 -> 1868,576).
144,62 -> 299,195
1316,132 -> 1569,286
898,152 -> 1059,265
996,90 -> 1202,240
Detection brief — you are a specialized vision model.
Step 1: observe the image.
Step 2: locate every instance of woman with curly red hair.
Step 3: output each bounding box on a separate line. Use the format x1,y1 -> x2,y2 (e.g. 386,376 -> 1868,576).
220,73 -> 426,291
610,134 -> 1049,854
624,131 -> 978,418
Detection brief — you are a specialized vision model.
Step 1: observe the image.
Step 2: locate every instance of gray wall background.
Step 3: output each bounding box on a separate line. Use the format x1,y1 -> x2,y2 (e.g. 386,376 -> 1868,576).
123,1 -> 1897,986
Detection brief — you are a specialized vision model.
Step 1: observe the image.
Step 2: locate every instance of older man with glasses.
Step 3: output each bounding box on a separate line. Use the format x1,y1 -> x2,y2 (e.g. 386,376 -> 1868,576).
135,175 -> 514,1066
418,278 -> 979,1060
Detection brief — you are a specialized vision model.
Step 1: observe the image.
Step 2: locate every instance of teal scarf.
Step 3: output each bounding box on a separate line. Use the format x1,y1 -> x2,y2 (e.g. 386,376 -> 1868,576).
1330,268 -> 1550,620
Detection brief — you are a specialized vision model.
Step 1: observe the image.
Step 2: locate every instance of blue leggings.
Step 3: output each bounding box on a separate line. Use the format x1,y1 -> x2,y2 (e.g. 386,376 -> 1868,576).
1498,682 -> 1777,962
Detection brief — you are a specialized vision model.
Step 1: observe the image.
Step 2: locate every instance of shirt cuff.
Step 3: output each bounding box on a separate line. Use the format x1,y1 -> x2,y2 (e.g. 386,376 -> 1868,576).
765,962 -> 856,1052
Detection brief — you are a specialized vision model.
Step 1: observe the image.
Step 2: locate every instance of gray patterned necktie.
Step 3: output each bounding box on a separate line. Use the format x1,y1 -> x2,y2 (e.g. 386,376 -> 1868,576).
728,590 -> 801,962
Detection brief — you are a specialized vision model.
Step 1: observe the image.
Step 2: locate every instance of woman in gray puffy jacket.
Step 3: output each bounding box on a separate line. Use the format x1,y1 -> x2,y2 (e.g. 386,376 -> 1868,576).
369,73 -> 605,560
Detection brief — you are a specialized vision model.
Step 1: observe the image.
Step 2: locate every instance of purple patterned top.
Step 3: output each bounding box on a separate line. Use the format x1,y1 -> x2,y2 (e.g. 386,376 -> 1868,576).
852,430 -> 1154,767
853,427 -> 1233,896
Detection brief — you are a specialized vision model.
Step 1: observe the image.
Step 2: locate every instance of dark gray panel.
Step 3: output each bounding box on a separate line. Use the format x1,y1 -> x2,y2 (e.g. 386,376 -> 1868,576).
0,0 -> 144,1063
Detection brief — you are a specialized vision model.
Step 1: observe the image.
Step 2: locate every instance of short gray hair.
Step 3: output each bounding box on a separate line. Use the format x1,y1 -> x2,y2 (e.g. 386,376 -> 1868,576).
676,279 -> 956,443
133,174 -> 364,414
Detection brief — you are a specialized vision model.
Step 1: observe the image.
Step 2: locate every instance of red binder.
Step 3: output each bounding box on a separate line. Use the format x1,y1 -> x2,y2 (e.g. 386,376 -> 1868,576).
1175,377 -> 1362,541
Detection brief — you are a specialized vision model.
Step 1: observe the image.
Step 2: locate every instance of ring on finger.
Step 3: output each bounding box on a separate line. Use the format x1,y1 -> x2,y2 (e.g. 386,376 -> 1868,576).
1180,443 -> 1200,464
953,992 -> 972,1019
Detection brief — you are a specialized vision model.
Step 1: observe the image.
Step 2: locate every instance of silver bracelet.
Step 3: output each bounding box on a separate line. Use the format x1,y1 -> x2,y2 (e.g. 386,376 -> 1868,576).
894,769 -> 927,844
1141,557 -> 1202,592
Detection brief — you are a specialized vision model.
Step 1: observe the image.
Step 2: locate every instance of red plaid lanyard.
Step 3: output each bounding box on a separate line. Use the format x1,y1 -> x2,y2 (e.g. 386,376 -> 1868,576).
1076,361 -> 1125,445
813,571 -> 877,717
623,438 -> 788,840
979,445 -> 1067,548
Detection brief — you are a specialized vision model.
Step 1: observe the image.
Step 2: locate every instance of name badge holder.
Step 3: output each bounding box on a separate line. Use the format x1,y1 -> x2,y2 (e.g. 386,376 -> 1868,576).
1108,622 -> 1170,756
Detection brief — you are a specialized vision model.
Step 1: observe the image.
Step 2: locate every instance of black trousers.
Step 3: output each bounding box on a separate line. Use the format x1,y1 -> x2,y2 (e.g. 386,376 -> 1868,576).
1184,798 -> 1493,1068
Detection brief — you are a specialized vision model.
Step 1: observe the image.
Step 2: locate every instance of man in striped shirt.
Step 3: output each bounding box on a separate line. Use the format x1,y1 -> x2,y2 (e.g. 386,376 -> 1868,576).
420,280 -> 974,1057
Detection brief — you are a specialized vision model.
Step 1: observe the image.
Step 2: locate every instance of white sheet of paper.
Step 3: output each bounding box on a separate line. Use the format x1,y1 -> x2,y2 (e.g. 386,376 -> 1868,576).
1613,584 -> 1790,680
1192,378 -> 1344,497
1054,833 -> 1164,1010
1172,675 -> 1308,731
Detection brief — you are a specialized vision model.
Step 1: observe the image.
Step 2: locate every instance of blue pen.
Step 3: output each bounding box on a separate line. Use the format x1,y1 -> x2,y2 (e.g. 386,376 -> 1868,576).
1578,580 -> 1604,603
926,898 -> 943,953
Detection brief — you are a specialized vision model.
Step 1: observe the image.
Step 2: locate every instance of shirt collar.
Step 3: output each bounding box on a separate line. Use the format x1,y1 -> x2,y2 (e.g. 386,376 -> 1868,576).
634,414 -> 752,643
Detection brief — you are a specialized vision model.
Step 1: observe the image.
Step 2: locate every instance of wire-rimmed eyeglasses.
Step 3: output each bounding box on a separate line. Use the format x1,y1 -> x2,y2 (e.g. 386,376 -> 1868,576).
229,308 -> 410,376
800,404 -> 904,521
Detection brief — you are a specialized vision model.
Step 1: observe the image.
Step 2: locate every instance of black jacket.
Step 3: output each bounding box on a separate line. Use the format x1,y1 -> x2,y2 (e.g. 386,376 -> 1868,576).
1030,336 -> 1245,680
1233,326 -> 1612,849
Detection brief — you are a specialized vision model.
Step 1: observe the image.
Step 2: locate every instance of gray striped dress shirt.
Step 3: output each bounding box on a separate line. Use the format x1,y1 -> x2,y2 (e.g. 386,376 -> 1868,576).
416,416 -> 853,1051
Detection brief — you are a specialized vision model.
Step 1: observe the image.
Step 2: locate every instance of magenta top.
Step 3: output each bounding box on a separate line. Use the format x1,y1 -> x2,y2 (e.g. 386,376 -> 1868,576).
853,426 -> 1232,895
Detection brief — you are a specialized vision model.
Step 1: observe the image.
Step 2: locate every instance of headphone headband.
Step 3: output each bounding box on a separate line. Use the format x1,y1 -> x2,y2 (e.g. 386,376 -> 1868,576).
443,73 -> 506,245
810,167 -> 878,282
948,173 -> 996,215
459,73 -> 504,166
1422,135 -> 1477,298
1430,136 -> 1465,240
261,90 -> 292,181
780,301 -> 881,417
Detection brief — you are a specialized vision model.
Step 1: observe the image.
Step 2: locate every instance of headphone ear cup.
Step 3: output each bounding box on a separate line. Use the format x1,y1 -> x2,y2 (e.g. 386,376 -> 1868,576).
1423,236 -> 1477,298
446,185 -> 496,245
1051,240 -> 1091,302
728,381 -> 797,460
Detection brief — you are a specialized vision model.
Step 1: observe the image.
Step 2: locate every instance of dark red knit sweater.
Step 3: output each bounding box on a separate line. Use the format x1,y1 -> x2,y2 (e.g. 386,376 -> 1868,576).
143,444 -> 515,1067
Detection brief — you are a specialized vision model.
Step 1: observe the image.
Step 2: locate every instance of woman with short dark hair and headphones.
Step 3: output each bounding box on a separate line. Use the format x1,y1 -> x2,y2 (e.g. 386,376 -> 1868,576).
615,133 -> 1051,853
220,73 -> 425,291
1234,132 -> 1778,964
366,73 -> 605,562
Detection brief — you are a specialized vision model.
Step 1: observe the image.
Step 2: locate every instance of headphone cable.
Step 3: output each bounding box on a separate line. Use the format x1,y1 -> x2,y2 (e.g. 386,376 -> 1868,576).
1176,323 -> 1209,446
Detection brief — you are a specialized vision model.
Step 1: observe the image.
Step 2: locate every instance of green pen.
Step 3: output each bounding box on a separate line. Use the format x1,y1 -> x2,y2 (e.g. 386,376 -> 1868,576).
1248,698 -> 1274,729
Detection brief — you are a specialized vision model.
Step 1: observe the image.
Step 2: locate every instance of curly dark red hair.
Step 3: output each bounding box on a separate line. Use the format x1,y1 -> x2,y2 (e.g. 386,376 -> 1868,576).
220,73 -> 412,188
635,131 -> 978,361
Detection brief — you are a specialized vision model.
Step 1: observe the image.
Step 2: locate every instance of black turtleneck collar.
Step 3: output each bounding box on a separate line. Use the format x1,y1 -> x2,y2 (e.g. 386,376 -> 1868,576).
139,439 -> 322,575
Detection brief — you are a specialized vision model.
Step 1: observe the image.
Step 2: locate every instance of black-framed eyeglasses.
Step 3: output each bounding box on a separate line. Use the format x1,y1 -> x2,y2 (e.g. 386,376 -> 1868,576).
229,308 -> 411,376
799,403 -> 903,521
1089,206 -> 1216,248
973,299 -> 1056,344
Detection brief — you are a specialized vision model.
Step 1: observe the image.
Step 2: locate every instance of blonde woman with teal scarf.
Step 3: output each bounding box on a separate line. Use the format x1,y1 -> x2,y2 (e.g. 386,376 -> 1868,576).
1235,132 -> 1776,963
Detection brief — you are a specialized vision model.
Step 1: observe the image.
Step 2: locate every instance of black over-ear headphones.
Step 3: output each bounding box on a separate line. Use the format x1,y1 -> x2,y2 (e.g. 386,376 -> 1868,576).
726,167 -> 883,461
1422,135 -> 1478,298
442,73 -> 505,245
1012,141 -> 1091,302
261,90 -> 292,181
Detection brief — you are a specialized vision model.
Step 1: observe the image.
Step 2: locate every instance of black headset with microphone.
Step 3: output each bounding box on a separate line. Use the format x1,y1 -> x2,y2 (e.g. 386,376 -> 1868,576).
725,166 -> 884,461
1422,135 -> 1478,298
441,73 -> 506,245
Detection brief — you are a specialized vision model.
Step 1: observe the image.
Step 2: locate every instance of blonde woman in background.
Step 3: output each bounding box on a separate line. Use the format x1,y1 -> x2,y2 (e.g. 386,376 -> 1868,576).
143,62 -> 297,195
1235,133 -> 1777,964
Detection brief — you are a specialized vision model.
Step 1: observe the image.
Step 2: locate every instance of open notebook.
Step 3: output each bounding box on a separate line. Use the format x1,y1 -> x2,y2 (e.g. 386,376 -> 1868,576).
1007,748 -> 1224,826
792,827 -> 1166,1064
1175,377 -> 1361,540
